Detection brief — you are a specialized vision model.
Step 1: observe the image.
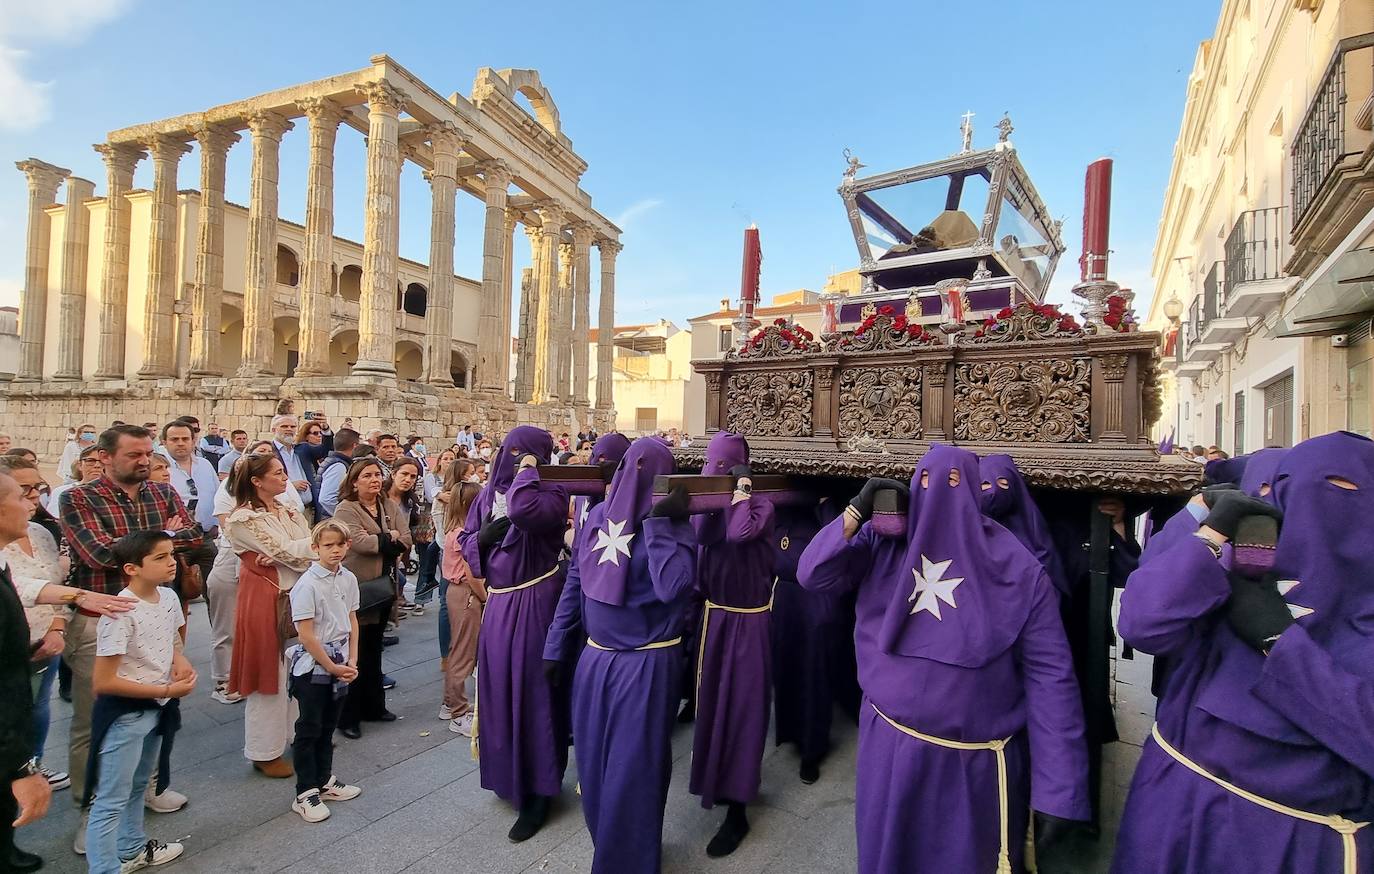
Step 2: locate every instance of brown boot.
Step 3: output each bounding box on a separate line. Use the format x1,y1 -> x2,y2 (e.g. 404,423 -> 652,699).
253,756 -> 294,779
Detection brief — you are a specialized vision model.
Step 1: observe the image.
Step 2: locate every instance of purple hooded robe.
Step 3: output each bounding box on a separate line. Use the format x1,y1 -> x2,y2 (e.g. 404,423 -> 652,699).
689,431 -> 776,808
1114,432 -> 1374,873
979,454 -> 1069,596
459,426 -> 571,804
798,444 -> 1089,874
571,432 -> 634,543
544,437 -> 696,873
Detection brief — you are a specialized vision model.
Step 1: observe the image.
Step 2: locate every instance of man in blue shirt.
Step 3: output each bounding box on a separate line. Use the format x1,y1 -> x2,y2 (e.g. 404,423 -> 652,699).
271,416 -> 314,512
157,421 -> 220,594
217,430 -> 250,479
315,429 -> 360,519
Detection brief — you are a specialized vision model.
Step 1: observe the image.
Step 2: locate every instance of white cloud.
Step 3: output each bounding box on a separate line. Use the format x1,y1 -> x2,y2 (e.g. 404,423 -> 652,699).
613,198 -> 663,230
0,0 -> 133,133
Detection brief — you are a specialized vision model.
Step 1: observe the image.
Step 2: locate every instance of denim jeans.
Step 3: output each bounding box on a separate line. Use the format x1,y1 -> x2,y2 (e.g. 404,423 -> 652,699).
437,577 -> 451,659
86,708 -> 161,874
415,541 -> 440,603
30,655 -> 58,758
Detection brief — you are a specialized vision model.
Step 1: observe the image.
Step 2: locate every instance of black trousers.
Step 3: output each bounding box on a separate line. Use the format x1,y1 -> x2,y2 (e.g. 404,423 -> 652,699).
289,674 -> 343,796
0,776 -> 17,853
339,606 -> 390,729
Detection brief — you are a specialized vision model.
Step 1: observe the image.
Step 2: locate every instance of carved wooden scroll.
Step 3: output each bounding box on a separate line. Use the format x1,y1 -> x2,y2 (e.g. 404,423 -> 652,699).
725,369 -> 813,437
837,365 -> 923,439
953,358 -> 1091,443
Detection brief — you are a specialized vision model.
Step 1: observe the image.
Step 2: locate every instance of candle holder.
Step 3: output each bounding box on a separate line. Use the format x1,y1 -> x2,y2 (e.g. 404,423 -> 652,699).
1071,278 -> 1121,333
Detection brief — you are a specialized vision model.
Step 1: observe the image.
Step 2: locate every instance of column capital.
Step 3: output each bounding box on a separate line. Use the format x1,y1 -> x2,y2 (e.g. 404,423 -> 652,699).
356,79 -> 409,114
245,110 -> 294,142
143,134 -> 193,162
298,96 -> 349,128
523,222 -> 542,243
570,221 -> 597,250
504,208 -> 520,233
597,238 -> 623,258
536,200 -> 566,234
427,121 -> 469,155
16,158 -> 71,197
189,122 -> 241,155
479,159 -> 513,192
92,143 -> 145,176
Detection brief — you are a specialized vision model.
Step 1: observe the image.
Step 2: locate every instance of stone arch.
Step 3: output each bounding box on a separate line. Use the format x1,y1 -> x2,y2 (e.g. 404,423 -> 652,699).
219,303 -> 244,375
329,328 -> 358,376
450,348 -> 469,388
482,68 -> 561,135
276,244 -> 300,287
395,339 -> 424,381
273,317 -> 300,375
338,264 -> 362,302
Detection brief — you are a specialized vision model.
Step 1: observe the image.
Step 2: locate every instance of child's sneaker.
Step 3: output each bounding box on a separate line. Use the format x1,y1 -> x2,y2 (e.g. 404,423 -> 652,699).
40,762 -> 70,791
450,713 -> 474,737
320,776 -> 362,802
438,704 -> 454,720
211,683 -> 243,704
292,789 -> 331,823
119,839 -> 184,871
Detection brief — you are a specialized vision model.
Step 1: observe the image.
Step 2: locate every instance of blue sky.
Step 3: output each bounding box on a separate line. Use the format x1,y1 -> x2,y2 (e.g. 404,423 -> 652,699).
0,0 -> 1220,329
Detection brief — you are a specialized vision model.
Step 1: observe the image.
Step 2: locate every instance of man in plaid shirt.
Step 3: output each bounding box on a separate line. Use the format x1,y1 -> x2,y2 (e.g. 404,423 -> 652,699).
56,424 -> 202,846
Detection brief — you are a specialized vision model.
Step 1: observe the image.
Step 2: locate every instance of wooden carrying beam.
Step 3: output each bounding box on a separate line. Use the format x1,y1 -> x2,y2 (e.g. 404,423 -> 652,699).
535,463 -> 616,497
652,474 -> 812,514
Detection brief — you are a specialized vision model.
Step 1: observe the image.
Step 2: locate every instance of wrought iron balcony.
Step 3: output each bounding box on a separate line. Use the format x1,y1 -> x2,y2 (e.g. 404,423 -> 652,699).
1293,34 -> 1374,225
1225,207 -> 1294,318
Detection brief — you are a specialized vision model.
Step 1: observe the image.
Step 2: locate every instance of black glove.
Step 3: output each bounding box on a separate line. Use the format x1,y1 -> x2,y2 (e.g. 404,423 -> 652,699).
1200,492 -> 1282,541
649,485 -> 691,521
1034,812 -> 1079,852
1225,572 -> 1295,653
729,464 -> 753,483
478,515 -> 512,549
1198,482 -> 1239,503
848,477 -> 910,522
542,659 -> 564,688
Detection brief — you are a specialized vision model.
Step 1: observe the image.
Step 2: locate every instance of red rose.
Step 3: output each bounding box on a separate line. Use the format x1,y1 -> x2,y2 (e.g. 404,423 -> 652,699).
997,307 -> 1013,319
1058,316 -> 1077,332
1104,313 -> 1121,328
878,305 -> 895,316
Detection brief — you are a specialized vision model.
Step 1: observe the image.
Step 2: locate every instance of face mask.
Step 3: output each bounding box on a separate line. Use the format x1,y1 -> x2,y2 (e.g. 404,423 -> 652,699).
480,447 -> 491,459
415,443 -> 425,452
79,431 -> 96,442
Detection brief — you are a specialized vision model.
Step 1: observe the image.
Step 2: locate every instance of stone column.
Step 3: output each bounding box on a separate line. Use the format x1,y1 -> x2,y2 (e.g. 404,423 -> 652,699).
137,136 -> 191,379
294,98 -> 345,378
352,80 -> 408,378
515,223 -> 542,402
596,239 -> 621,410
475,159 -> 512,391
425,123 -> 465,385
186,124 -> 239,377
14,159 -> 70,381
235,111 -> 292,378
52,176 -> 96,380
555,240 -> 575,401
571,223 -> 595,407
499,209 -> 517,397
530,201 -> 565,404
92,145 -> 143,379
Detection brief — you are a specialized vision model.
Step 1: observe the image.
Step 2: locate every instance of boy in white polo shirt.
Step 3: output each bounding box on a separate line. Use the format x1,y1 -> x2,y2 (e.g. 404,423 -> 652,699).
286,520 -> 363,822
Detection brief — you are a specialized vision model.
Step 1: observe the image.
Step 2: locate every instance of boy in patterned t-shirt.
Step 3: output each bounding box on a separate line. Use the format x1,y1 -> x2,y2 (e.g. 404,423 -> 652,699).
86,532 -> 197,873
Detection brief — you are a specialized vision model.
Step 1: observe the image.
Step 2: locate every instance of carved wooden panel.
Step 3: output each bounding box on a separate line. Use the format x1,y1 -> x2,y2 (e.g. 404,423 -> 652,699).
953,358 -> 1091,443
837,365 -> 923,438
726,369 -> 813,437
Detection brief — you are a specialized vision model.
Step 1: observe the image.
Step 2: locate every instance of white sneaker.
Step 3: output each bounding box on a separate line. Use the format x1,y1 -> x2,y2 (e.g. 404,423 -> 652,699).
144,783 -> 188,813
407,604 -> 425,616
320,775 -> 361,801
449,713 -> 474,737
40,762 -> 70,791
438,704 -> 454,720
211,683 -> 243,704
292,789 -> 331,823
73,811 -> 88,855
119,839 -> 184,871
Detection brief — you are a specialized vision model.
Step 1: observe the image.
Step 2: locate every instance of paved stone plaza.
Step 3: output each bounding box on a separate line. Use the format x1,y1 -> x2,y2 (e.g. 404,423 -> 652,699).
17,600 -> 1152,873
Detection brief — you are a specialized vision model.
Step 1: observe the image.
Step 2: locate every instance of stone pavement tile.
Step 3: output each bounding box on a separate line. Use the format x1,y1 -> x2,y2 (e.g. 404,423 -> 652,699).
402,786 -> 590,874
173,806 -> 373,873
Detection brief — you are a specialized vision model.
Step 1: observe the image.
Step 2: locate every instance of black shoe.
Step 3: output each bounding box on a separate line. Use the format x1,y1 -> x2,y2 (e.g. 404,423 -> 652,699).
381,674 -> 396,690
706,803 -> 750,858
2,845 -> 43,872
340,725 -> 362,739
382,635 -> 400,647
363,710 -> 398,723
799,758 -> 821,785
507,795 -> 551,842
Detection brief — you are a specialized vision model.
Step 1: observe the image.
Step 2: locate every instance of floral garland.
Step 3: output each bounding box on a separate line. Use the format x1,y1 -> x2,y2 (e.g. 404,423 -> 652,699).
973,303 -> 1080,339
854,305 -> 936,342
738,317 -> 818,356
1103,294 -> 1137,332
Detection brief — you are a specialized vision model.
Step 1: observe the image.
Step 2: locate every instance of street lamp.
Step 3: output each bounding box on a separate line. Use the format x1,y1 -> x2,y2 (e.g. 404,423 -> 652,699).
1163,292 -> 1184,324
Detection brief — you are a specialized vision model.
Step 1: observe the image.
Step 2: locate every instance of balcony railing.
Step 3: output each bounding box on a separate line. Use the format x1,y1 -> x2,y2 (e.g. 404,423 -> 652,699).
1292,33 -> 1374,227
1203,260 -> 1223,322
1225,206 -> 1286,298
1186,297 -> 1203,346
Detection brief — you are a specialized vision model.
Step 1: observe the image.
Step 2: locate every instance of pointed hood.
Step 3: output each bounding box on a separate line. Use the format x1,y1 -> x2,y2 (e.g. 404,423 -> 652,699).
590,432 -> 632,466
579,437 -> 675,606
491,426 -> 553,494
1239,447 -> 1289,498
878,444 -> 1040,666
703,431 -> 749,475
978,453 -> 1069,595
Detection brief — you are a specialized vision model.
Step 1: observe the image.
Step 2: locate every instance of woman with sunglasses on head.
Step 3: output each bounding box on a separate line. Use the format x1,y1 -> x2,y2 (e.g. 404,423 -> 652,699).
56,423 -> 99,485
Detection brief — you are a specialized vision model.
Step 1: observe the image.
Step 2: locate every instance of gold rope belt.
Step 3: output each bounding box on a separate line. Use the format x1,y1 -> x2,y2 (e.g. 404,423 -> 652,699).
694,579 -> 777,705
872,702 -> 1014,874
485,565 -> 558,595
1151,724 -> 1369,874
587,636 -> 683,652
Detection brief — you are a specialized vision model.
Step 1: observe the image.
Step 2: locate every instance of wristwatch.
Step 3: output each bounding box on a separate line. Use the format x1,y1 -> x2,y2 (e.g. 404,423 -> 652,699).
12,757 -> 39,780
735,483 -> 753,496
1192,531 -> 1223,560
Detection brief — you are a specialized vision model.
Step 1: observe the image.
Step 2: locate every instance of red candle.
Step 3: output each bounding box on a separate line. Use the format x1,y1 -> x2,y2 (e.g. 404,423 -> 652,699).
1080,158 -> 1112,282
740,225 -> 761,319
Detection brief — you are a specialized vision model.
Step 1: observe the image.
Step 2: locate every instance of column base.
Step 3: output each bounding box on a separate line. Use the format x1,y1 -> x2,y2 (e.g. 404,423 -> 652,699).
51,372 -> 81,382
350,361 -> 397,378
187,368 -> 224,379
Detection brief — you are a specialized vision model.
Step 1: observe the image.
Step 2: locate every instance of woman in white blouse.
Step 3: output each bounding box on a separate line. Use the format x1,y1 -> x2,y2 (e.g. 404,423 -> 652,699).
2,498 -> 71,791
225,453 -> 314,779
